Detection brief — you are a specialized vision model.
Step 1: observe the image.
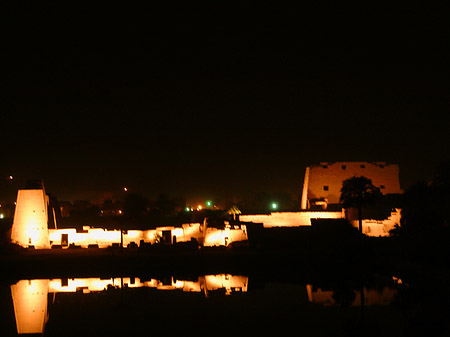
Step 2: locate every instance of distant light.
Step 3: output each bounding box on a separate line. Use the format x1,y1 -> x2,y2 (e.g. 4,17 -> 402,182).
206,201 -> 212,207
271,202 -> 278,210
8,175 -> 13,180
0,214 -> 4,219
197,205 -> 202,211
118,210 -> 123,214
123,187 -> 128,192
185,207 -> 191,212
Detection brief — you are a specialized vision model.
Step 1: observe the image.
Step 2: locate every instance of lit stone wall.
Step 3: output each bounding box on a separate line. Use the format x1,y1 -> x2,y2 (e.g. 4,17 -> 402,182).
302,162 -> 402,207
203,225 -> 248,246
48,228 -> 122,248
11,189 -> 50,248
239,211 -> 344,228
11,186 -> 248,248
240,209 -> 400,237
47,223 -> 247,248
351,208 -> 401,237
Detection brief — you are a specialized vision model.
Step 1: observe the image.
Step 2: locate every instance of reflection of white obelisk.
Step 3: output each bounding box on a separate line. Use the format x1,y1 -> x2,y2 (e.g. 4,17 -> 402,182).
10,279 -> 49,334
11,184 -> 50,248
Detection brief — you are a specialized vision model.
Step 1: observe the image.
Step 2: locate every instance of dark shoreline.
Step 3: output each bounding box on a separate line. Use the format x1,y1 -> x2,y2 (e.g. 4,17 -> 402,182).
0,241 -> 405,284
1,234 -> 448,288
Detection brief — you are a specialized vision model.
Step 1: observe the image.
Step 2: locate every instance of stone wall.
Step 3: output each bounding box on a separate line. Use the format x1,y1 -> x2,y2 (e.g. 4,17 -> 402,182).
302,161 -> 402,207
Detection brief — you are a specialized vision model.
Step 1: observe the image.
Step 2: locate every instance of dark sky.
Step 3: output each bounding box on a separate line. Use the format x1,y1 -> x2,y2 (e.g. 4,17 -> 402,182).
2,4 -> 449,204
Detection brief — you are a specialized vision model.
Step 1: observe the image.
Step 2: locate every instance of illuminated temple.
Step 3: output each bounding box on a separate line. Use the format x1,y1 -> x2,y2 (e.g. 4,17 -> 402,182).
10,183 -> 247,249
10,161 -> 403,248
240,162 -> 402,236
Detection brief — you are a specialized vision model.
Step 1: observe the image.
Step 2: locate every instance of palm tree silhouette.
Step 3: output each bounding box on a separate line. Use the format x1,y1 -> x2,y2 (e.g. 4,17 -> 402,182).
340,176 -> 382,233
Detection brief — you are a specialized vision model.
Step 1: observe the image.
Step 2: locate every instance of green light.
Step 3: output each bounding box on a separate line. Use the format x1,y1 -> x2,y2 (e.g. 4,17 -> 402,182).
271,202 -> 278,209
185,207 -> 191,212
206,201 -> 212,207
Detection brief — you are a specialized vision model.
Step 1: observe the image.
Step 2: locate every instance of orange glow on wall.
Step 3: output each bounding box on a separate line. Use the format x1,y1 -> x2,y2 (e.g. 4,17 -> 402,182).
350,208 -> 401,237
12,186 -> 248,249
239,211 -> 344,228
47,222 -> 247,248
203,224 -> 248,247
303,162 -> 403,206
240,209 -> 400,237
11,189 -> 50,248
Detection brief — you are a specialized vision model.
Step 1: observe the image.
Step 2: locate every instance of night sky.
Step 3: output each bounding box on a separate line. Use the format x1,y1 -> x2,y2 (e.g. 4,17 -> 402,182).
3,4 -> 449,204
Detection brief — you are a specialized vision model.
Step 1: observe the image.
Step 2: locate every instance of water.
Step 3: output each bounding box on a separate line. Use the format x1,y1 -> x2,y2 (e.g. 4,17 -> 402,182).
1,274 -> 404,336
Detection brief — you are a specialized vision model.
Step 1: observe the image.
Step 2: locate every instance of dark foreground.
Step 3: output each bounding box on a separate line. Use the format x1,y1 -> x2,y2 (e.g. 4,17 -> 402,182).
0,233 -> 447,284
0,234 -> 449,337
0,235 -> 398,281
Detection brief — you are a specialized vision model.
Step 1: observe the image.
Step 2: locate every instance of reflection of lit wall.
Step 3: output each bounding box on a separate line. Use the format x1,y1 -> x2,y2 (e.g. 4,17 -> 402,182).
240,211 -> 344,228
47,275 -> 249,294
306,285 -> 334,306
306,284 -> 397,306
10,279 -> 49,334
351,209 -> 401,237
202,274 -> 248,295
11,275 -> 247,335
11,189 -> 50,248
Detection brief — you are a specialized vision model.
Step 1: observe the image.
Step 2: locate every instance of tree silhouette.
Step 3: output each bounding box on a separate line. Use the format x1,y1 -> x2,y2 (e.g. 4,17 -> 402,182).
340,176 -> 382,233
430,160 -> 450,227
155,194 -> 176,225
119,193 -> 149,247
123,193 -> 148,219
392,161 -> 450,242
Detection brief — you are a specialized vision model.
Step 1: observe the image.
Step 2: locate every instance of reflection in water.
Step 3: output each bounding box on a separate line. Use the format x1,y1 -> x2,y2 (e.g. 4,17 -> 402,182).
10,279 -> 49,335
306,284 -> 397,307
9,276 -> 400,336
10,275 -> 248,335
48,275 -> 248,295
